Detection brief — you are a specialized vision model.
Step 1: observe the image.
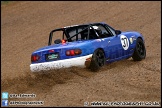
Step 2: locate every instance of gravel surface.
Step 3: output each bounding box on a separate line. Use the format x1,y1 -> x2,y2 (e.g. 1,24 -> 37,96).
1,1 -> 161,107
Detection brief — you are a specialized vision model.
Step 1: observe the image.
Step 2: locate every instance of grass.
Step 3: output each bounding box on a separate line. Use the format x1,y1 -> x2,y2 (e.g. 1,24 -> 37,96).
1,1 -> 12,5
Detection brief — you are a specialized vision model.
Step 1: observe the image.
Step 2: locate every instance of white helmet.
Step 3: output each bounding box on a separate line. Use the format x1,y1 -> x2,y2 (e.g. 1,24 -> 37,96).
91,26 -> 102,36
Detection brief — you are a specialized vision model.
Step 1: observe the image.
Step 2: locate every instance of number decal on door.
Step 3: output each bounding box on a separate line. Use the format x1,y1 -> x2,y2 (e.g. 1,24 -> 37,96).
120,35 -> 129,50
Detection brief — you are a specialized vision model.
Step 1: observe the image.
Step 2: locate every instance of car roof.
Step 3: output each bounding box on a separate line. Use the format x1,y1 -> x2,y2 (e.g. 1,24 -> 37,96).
63,22 -> 106,29
49,22 -> 108,34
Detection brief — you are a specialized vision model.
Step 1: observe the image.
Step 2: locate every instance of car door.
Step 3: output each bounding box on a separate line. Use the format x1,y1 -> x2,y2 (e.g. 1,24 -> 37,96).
104,24 -> 130,62
105,35 -> 123,62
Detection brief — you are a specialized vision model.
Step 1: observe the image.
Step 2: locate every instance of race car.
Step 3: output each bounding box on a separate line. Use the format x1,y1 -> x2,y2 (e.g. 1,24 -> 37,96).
30,22 -> 146,72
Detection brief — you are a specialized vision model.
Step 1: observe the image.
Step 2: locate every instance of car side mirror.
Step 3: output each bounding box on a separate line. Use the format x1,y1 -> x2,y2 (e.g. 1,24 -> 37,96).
54,39 -> 62,44
115,30 -> 121,35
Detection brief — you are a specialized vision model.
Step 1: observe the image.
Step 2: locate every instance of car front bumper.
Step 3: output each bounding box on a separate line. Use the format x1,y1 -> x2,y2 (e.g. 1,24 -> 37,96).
30,54 -> 93,72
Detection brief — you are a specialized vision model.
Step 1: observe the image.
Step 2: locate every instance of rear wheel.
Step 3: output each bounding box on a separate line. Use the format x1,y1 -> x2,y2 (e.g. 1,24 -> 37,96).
89,49 -> 106,72
132,38 -> 146,61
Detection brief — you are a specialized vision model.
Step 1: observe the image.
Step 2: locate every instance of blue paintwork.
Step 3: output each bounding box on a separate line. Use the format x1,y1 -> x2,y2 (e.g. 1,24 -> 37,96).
31,22 -> 144,64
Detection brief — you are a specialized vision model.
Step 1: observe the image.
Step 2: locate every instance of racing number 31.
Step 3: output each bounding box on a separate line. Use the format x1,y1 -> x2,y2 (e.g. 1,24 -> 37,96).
120,35 -> 129,50
122,37 -> 128,48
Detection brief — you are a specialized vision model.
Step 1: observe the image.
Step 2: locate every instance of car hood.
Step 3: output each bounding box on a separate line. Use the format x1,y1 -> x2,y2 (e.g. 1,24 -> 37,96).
122,31 -> 142,36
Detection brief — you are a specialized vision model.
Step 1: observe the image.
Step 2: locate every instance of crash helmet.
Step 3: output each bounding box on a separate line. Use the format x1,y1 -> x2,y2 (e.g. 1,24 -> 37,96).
92,26 -> 102,36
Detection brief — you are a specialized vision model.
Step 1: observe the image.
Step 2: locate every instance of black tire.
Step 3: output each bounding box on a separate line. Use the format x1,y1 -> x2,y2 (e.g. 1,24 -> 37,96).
89,49 -> 106,72
132,38 -> 146,61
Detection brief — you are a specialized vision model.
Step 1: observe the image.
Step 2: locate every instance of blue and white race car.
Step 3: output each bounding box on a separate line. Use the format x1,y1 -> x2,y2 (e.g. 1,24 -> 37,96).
30,22 -> 146,72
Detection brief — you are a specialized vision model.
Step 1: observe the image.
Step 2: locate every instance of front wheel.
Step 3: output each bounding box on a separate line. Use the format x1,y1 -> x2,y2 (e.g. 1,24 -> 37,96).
89,49 -> 106,72
132,38 -> 146,61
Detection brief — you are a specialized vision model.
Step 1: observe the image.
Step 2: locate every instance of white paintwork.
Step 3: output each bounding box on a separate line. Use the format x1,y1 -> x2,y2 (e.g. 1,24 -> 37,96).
120,35 -> 129,50
30,54 -> 93,72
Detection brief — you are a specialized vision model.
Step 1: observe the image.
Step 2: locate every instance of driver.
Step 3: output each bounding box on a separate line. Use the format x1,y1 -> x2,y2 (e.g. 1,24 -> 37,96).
92,26 -> 106,38
91,26 -> 101,36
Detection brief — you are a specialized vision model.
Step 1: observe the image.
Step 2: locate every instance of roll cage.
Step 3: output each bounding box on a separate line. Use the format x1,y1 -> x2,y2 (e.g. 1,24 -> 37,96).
48,23 -> 117,46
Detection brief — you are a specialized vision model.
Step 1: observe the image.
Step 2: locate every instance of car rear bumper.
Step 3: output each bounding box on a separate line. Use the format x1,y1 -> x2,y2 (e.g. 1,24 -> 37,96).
30,54 -> 92,72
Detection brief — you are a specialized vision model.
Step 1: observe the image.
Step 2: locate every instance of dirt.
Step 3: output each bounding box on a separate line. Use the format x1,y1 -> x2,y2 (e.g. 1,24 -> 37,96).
1,1 -> 161,107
